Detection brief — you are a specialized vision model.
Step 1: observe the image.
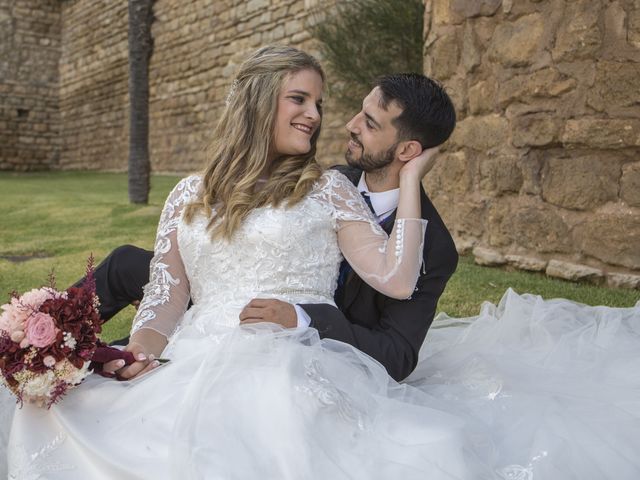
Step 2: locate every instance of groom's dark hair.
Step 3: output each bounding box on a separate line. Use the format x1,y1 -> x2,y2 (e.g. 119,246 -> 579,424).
374,73 -> 456,149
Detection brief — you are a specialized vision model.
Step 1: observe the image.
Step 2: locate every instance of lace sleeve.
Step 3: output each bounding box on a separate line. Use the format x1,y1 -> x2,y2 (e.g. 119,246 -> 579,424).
312,170 -> 427,300
130,175 -> 200,339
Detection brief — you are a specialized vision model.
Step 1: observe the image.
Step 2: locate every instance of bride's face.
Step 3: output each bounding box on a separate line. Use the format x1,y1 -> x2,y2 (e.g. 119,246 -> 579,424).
271,68 -> 323,159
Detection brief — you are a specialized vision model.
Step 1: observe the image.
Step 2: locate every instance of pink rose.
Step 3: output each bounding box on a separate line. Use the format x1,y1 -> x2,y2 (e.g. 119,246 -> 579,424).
24,312 -> 59,348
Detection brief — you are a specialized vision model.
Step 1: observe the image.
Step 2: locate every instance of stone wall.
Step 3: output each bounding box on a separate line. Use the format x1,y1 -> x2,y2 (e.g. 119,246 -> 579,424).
0,0 -> 61,170
58,0 -> 129,171
57,0 -> 347,172
423,0 -> 640,286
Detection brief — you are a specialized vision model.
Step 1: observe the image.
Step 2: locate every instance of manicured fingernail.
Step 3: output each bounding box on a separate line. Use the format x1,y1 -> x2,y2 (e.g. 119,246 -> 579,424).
152,361 -> 160,368
116,360 -> 125,368
137,353 -> 147,361
148,354 -> 155,361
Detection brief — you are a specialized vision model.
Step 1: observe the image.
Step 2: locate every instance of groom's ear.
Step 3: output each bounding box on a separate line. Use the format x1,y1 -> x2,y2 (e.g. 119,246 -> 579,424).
396,140 -> 423,163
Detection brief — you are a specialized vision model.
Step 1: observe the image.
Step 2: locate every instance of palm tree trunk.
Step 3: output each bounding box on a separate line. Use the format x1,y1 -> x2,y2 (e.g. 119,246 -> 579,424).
127,0 -> 154,204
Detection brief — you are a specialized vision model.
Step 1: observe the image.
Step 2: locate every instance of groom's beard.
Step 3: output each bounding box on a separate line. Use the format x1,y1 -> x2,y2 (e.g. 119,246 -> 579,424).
345,135 -> 398,172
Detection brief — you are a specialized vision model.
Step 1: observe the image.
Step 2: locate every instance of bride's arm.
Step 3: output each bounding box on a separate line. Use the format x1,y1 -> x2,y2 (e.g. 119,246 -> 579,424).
115,176 -> 200,379
319,150 -> 437,299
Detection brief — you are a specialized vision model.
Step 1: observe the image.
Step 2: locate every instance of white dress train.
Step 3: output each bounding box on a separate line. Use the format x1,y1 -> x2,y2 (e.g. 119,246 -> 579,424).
1,171 -> 639,479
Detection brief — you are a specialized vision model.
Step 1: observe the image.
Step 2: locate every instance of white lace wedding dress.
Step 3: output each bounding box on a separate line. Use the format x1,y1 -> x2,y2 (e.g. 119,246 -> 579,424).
1,170 -> 639,479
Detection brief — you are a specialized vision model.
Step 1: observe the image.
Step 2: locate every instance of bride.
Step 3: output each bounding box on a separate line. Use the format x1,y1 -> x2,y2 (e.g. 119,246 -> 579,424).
2,45 -> 640,479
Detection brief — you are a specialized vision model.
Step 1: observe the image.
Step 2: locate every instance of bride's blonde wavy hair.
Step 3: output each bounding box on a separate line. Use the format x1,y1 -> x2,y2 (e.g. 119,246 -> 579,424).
183,45 -> 325,240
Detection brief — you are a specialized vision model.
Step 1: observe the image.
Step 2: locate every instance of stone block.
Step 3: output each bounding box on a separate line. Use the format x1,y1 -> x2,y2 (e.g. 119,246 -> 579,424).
479,154 -> 523,195
427,150 -> 473,196
247,0 -> 269,13
574,212 -> 640,269
285,19 -> 302,36
511,115 -> 561,148
498,68 -> 576,107
487,198 -> 514,247
562,119 -> 640,149
606,272 -> 640,289
542,155 -> 620,210
454,237 -> 475,255
468,80 -> 497,115
587,61 -> 640,114
546,260 -> 604,283
473,246 -> 507,266
433,0 -> 453,26
429,193 -> 456,236
621,162 -> 640,207
450,0 -> 501,20
510,201 -> 572,253
428,29 -> 460,79
472,16 -> 497,45
461,22 -> 481,73
601,1 -> 639,61
552,1 -> 602,62
630,5 -> 640,48
454,200 -> 487,237
505,254 -> 547,272
450,114 -> 509,152
442,76 -> 468,116
488,13 -> 545,67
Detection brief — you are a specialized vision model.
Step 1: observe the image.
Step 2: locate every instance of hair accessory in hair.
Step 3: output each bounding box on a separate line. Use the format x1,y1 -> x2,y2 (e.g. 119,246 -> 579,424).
225,79 -> 239,106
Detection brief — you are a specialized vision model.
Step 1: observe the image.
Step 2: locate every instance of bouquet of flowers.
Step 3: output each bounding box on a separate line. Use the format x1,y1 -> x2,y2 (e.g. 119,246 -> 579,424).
0,260 -> 102,408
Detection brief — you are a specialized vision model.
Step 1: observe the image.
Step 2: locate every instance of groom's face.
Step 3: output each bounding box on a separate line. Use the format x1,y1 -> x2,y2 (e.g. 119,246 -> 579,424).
345,87 -> 403,172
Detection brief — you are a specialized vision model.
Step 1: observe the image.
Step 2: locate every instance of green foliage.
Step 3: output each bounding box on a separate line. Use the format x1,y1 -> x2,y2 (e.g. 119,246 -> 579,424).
312,0 -> 425,110
1,172 -> 637,343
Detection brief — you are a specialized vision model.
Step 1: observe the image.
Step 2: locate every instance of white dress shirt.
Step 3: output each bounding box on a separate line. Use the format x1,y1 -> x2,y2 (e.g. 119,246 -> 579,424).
295,172 -> 400,328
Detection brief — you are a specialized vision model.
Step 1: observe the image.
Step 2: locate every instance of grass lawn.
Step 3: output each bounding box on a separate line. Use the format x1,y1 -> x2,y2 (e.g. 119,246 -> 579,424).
1,171 -> 638,343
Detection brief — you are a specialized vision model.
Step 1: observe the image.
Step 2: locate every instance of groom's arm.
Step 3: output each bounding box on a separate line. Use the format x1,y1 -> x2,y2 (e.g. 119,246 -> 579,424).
302,272 -> 450,382
303,227 -> 458,382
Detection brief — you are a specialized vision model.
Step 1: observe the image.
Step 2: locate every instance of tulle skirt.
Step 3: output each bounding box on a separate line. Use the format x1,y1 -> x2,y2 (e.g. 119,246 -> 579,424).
2,289 -> 640,479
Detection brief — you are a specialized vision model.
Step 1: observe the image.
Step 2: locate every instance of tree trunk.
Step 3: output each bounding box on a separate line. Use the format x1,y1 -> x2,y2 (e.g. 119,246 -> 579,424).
127,0 -> 154,204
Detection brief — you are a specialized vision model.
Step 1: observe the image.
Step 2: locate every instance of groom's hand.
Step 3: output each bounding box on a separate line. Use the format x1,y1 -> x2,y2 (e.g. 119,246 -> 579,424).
239,298 -> 297,328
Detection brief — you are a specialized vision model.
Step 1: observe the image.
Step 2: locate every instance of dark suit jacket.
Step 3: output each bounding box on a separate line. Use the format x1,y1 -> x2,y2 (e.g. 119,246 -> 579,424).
301,166 -> 458,381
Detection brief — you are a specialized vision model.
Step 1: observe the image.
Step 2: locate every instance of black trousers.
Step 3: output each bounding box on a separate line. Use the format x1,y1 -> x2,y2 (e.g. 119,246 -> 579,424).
74,245 -> 153,322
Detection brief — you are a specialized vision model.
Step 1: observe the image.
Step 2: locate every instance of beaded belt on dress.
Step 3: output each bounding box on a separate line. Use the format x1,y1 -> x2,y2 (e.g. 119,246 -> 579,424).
260,288 -> 330,297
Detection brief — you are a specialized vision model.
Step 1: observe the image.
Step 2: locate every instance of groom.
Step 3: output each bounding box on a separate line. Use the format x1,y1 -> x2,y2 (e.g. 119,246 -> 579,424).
88,73 -> 458,381
239,73 -> 458,381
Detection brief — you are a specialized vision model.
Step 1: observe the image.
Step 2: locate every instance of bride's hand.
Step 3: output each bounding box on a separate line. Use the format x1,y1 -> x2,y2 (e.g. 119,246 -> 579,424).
103,329 -> 167,380
113,341 -> 159,380
398,146 -> 439,183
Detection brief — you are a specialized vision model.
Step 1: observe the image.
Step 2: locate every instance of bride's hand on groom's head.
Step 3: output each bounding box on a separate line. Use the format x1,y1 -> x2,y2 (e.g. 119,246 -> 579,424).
239,298 -> 297,329
399,146 -> 439,182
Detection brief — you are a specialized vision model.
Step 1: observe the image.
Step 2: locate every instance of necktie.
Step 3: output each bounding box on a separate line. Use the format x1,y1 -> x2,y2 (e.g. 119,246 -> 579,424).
361,191 -> 375,215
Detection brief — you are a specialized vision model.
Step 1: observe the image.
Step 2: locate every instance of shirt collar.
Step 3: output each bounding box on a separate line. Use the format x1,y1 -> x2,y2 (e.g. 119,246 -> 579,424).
357,173 -> 400,219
